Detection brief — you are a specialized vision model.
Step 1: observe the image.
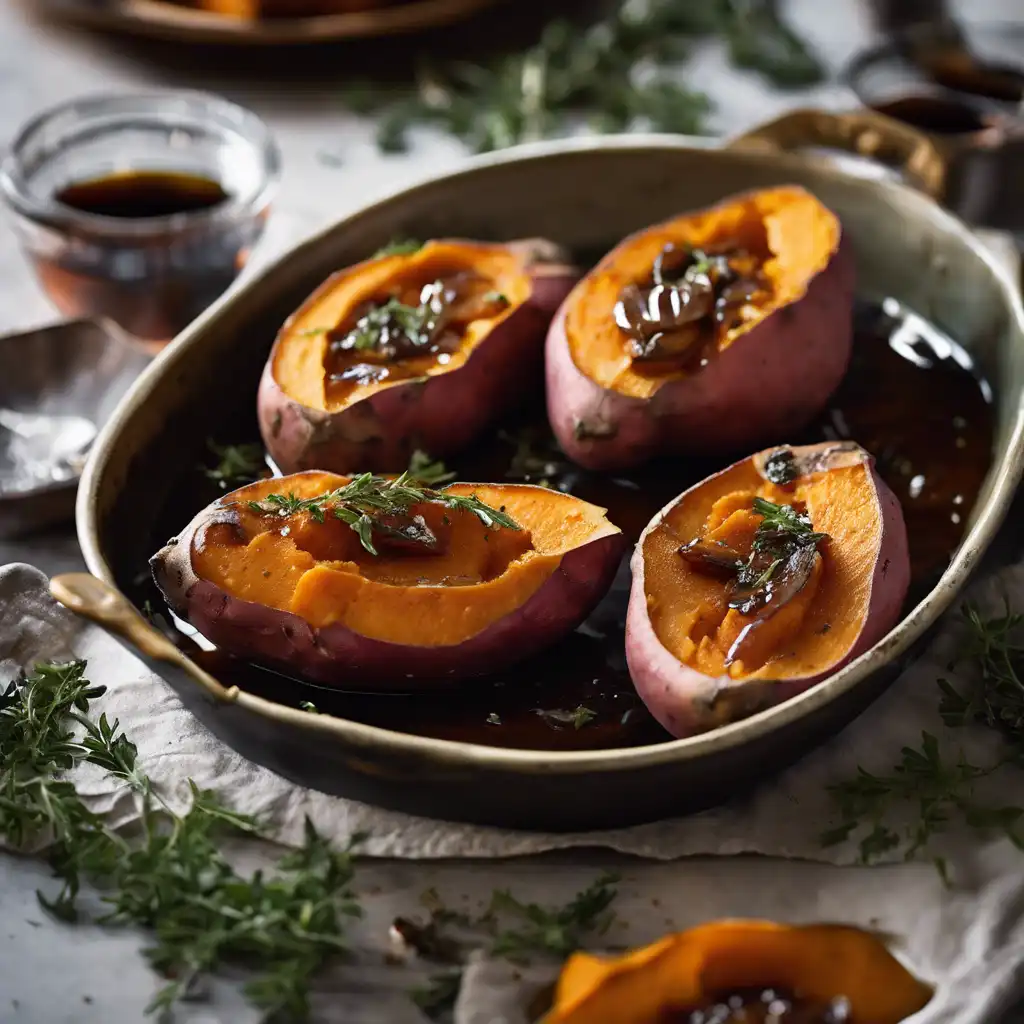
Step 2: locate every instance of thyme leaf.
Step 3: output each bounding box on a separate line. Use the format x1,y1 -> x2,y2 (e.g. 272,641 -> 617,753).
201,440 -> 266,489
749,497 -> 826,547
373,238 -> 422,259
728,498 -> 827,606
535,705 -> 597,730
248,472 -> 520,555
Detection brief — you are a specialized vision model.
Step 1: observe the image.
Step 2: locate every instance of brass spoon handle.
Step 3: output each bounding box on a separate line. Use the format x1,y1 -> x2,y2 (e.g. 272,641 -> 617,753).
49,572 -> 230,701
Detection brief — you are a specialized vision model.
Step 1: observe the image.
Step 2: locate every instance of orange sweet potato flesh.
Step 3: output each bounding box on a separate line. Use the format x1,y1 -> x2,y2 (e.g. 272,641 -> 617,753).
643,452 -> 878,681
272,241 -> 532,415
543,920 -> 933,1024
190,472 -> 618,647
565,186 -> 840,400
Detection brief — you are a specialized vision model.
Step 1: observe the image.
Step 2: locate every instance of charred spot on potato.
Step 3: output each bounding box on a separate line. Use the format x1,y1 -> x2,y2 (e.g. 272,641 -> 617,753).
371,512 -> 444,555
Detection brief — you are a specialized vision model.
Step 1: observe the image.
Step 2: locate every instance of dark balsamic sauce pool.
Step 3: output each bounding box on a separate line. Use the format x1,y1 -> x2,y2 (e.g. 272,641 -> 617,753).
134,296 -> 994,752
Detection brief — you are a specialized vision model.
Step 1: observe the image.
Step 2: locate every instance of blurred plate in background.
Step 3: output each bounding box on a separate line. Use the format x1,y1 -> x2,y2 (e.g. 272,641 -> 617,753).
36,0 -> 505,45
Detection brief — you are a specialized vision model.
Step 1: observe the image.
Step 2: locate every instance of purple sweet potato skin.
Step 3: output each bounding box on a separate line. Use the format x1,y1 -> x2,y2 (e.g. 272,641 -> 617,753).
151,504 -> 625,690
623,449 -> 910,738
258,249 -> 578,476
546,235 -> 856,472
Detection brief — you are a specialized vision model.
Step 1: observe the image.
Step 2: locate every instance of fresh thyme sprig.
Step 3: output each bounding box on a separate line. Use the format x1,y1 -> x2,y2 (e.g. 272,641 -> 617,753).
400,875 -> 621,1017
0,660 -> 363,1021
247,472 -> 520,556
939,601 -> 1024,745
487,872 -> 620,960
202,440 -> 267,489
749,497 -> 826,547
822,602 -> 1024,878
373,238 -> 422,259
343,0 -> 821,154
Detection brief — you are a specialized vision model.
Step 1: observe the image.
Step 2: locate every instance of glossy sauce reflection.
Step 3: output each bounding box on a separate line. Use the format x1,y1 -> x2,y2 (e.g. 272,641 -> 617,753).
137,298 -> 994,752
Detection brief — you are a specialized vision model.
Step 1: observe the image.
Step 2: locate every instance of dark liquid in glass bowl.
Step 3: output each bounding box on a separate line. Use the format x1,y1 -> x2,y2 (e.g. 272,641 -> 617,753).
131,297 -> 995,752
34,170 -> 248,345
55,170 -> 229,219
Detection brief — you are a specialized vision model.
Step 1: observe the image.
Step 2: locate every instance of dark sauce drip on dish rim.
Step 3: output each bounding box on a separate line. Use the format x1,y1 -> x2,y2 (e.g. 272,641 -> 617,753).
132,295 -> 994,753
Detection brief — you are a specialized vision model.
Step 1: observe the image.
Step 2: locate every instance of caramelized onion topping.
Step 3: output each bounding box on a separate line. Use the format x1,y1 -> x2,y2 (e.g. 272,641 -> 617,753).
614,243 -> 768,365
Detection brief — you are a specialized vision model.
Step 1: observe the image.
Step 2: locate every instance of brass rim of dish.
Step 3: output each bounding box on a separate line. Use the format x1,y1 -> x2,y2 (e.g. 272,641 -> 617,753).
76,134 -> 1024,771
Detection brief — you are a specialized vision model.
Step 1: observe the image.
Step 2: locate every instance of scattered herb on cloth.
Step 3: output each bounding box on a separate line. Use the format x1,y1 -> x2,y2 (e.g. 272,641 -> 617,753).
487,871 -> 620,960
344,0 -> 823,154
0,660 -> 363,1022
822,603 -> 1024,880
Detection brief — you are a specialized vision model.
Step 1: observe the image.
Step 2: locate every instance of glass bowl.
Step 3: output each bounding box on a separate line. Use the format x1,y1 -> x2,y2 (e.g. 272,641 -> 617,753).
0,91 -> 281,345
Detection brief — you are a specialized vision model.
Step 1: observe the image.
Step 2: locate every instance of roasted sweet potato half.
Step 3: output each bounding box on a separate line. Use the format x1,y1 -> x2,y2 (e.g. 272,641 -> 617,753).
151,470 -> 624,688
546,186 -> 855,470
542,919 -> 932,1024
625,442 -> 909,737
258,239 -> 578,475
